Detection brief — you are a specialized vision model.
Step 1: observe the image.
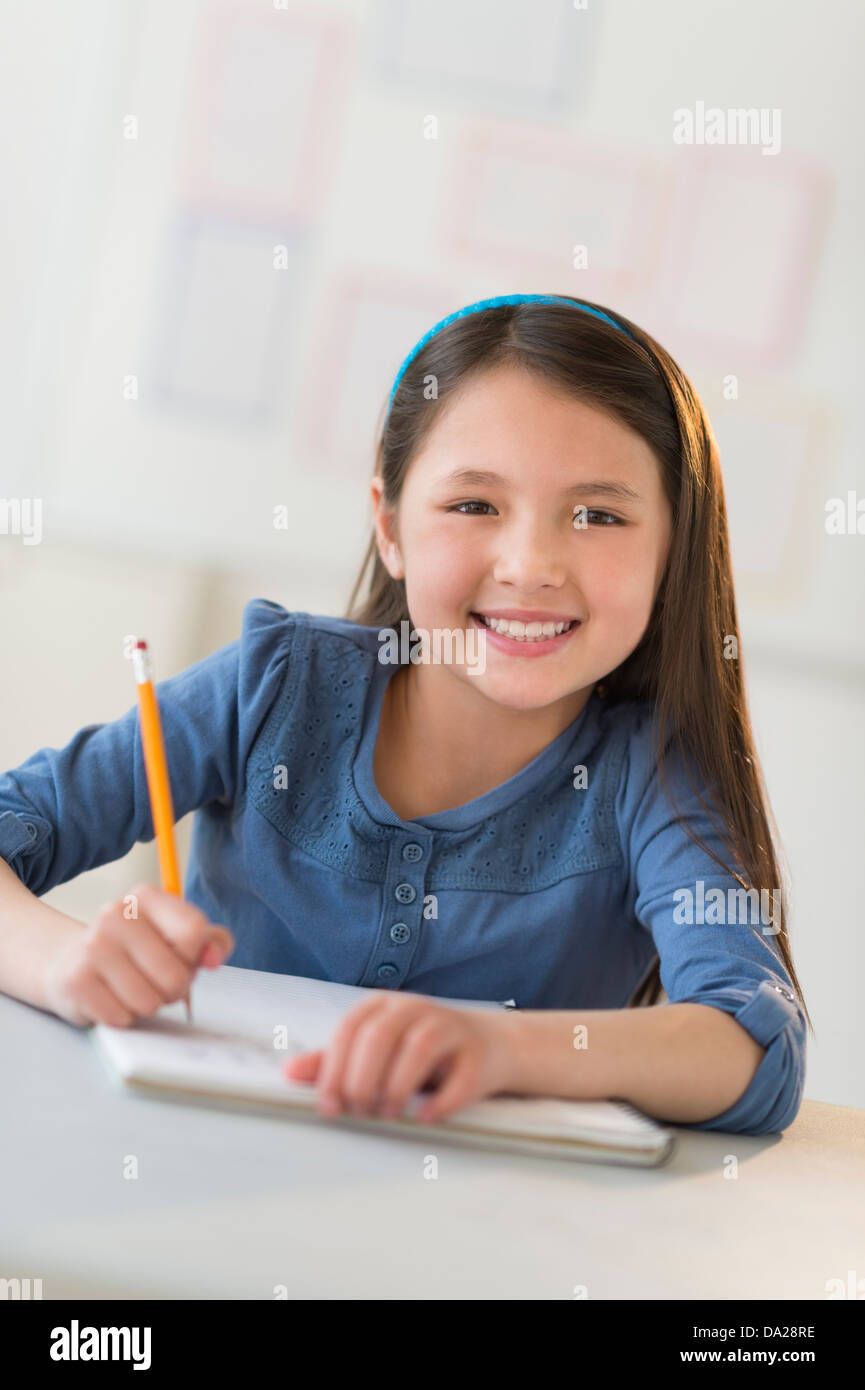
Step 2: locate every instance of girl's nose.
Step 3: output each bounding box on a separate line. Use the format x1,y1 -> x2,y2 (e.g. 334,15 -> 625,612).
491,522 -> 568,591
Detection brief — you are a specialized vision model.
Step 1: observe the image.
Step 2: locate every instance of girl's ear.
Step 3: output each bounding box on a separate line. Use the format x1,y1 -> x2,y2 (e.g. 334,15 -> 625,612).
370,475 -> 405,580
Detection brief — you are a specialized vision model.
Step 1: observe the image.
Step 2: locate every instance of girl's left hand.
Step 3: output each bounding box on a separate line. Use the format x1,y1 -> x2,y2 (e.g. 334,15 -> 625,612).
282,992 -> 520,1125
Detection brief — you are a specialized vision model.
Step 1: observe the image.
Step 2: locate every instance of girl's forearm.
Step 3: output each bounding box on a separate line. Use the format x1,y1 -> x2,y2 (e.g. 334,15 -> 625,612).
495,1002 -> 766,1124
0,856 -> 85,1011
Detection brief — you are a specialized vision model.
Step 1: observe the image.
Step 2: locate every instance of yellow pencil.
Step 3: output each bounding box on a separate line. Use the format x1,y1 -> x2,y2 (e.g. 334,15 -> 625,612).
131,640 -> 192,1023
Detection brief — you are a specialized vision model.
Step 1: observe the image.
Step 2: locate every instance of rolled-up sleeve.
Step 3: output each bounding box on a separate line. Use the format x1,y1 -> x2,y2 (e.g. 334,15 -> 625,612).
619,703 -> 807,1135
0,596 -> 294,899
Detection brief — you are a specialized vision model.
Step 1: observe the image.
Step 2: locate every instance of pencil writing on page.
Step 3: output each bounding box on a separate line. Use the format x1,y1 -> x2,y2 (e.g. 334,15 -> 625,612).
131,639 -> 192,1023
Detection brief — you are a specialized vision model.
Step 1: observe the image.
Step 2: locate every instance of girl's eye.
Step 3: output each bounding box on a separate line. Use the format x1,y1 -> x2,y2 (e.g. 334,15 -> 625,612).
447,502 -> 624,523
449,500 -> 497,515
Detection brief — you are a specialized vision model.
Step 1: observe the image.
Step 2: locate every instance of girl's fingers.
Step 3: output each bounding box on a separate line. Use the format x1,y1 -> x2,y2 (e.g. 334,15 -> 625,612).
92,941 -> 167,1017
199,938 -> 230,969
125,884 -> 233,969
315,996 -> 388,1114
198,926 -> 234,964
88,893 -> 232,1008
376,1015 -> 461,1118
283,1049 -> 323,1082
294,1000 -> 488,1124
340,1004 -> 432,1115
414,1050 -> 484,1124
105,914 -> 200,1003
71,968 -> 137,1029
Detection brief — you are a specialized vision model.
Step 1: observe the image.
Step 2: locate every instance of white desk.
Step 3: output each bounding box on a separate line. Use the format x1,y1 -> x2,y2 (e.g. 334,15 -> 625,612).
2,990 -> 863,1300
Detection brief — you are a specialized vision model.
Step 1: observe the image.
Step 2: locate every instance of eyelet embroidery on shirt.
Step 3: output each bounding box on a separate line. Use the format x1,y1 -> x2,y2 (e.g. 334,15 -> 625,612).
248,617 -> 626,891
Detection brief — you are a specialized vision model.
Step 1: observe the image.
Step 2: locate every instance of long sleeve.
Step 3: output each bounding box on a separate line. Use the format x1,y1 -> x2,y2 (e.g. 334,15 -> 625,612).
0,598 -> 293,899
618,703 -> 807,1135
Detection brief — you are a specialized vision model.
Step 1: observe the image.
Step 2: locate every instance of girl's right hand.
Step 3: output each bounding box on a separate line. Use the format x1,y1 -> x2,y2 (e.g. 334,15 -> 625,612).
44,882 -> 234,1028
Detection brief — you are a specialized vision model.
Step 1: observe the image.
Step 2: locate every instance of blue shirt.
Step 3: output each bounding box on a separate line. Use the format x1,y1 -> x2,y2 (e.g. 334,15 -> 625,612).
0,598 -> 806,1135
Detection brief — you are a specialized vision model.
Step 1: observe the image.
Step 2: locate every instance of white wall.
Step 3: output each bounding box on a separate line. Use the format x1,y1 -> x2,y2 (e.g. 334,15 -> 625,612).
1,0 -> 862,1107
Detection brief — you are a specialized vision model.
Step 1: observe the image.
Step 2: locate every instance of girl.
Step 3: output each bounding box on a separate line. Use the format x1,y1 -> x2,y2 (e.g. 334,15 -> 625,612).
0,294 -> 809,1135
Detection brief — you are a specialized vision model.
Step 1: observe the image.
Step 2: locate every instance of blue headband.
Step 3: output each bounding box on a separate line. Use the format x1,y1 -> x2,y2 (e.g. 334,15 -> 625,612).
387,293 -> 633,416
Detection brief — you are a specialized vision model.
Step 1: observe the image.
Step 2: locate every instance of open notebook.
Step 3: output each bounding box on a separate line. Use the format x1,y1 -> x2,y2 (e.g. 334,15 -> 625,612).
91,965 -> 676,1168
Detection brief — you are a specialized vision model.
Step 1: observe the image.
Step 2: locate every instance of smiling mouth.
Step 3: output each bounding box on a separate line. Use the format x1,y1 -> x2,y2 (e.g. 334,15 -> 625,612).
470,612 -> 580,643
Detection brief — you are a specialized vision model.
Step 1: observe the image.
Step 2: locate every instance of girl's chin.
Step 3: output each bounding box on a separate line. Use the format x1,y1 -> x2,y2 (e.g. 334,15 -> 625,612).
463,671 -> 596,719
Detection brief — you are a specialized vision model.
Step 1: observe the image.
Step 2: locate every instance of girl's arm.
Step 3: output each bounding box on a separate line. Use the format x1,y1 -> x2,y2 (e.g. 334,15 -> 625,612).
0,600 -> 291,1017
0,600 -> 297,908
610,707 -> 807,1133
0,854 -> 86,1010
495,1001 -> 766,1125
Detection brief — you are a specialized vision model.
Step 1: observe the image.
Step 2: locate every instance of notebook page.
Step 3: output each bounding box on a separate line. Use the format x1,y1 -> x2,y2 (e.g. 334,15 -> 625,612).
160,964 -> 506,1050
95,1014 -> 313,1099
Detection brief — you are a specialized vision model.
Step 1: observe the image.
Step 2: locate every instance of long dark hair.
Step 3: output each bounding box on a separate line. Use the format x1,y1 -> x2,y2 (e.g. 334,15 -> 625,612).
345,296 -> 811,1028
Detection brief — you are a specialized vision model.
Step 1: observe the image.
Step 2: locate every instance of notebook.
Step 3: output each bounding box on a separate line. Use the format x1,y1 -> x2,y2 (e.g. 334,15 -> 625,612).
91,965 -> 677,1167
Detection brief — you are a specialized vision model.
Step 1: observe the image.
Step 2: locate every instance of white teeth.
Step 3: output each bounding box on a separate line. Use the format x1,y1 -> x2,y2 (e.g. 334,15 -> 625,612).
478,615 -> 575,641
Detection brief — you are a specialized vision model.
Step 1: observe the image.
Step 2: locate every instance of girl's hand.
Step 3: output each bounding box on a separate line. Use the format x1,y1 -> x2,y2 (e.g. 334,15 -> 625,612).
44,882 -> 234,1028
283,992 -> 521,1125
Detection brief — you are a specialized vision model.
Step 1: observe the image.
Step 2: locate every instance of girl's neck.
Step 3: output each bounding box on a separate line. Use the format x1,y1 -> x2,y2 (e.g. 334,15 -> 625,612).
372,663 -> 593,821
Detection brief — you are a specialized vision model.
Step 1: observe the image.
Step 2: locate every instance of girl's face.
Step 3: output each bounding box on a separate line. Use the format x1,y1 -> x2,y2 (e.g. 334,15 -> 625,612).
373,364 -> 673,714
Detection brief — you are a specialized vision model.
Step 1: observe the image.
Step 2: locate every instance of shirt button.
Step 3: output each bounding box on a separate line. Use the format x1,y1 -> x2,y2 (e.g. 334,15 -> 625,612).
24,822 -> 37,839
389,922 -> 410,944
377,963 -> 399,982
770,983 -> 795,1002
402,842 -> 424,862
394,883 -> 416,905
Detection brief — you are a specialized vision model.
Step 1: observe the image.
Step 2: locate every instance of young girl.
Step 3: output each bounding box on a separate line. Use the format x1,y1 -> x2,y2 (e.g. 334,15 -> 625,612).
0,294 -> 808,1136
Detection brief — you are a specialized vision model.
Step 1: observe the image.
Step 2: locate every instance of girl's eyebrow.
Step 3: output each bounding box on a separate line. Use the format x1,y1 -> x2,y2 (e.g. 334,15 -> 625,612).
438,467 -> 642,502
